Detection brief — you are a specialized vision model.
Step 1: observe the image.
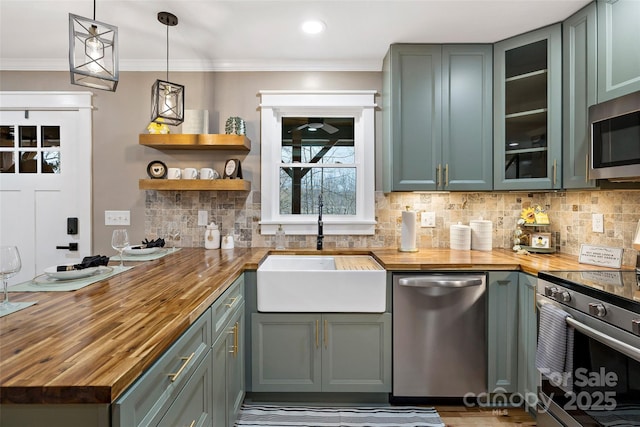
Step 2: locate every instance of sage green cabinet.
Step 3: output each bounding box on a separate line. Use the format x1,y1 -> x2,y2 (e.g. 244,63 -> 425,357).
251,313 -> 320,392
212,303 -> 245,427
227,308 -> 245,425
488,271 -> 539,411
157,352 -> 212,427
517,273 -> 539,413
563,2 -> 598,189
112,309 -> 212,427
211,275 -> 245,427
487,272 -> 519,393
382,44 -> 493,192
494,24 -> 562,190
322,313 -> 392,393
442,45 -> 493,191
251,313 -> 391,393
597,0 -> 640,102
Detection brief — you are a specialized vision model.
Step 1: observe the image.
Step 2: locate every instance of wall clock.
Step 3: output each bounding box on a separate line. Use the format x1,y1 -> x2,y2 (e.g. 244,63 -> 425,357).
146,160 -> 167,179
223,159 -> 242,179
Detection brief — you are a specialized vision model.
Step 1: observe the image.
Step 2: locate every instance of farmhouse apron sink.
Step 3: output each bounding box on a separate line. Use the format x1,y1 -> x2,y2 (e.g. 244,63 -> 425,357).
256,255 -> 386,312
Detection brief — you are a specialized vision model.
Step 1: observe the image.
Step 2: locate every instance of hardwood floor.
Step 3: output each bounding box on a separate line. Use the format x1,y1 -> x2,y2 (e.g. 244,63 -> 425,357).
435,405 -> 537,426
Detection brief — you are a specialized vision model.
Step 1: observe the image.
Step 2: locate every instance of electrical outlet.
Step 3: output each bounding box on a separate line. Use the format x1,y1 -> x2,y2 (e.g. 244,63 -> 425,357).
592,213 -> 604,233
198,210 -> 208,226
420,211 -> 436,228
105,210 -> 130,226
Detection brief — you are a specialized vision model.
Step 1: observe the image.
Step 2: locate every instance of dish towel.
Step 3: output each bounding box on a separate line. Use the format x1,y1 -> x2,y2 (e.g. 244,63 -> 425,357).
535,303 -> 575,390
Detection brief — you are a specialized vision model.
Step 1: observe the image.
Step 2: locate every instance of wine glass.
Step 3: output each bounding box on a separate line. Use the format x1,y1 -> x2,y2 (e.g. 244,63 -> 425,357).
0,246 -> 22,309
111,229 -> 129,268
167,222 -> 181,251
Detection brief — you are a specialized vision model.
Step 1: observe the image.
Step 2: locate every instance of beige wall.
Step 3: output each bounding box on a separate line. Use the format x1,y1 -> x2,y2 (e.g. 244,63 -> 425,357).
0,70 -> 382,254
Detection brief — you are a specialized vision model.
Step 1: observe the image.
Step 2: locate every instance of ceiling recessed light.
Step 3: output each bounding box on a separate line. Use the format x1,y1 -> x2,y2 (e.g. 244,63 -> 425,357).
301,20 -> 326,35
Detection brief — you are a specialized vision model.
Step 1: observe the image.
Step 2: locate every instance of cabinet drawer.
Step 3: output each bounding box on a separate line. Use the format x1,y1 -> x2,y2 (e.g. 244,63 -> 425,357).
112,309 -> 212,427
157,350 -> 212,427
212,275 -> 244,339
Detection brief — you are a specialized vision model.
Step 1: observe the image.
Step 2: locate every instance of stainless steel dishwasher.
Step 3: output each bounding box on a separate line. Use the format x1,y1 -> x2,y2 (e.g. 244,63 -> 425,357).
392,273 -> 487,399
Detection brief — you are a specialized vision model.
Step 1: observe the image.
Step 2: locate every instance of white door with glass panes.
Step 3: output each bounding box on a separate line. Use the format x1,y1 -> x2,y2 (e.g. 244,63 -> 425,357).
0,92 -> 92,284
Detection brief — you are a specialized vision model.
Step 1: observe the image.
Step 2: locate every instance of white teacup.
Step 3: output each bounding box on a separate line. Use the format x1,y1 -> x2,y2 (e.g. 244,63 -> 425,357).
167,168 -> 181,179
199,167 -> 216,180
182,168 -> 198,180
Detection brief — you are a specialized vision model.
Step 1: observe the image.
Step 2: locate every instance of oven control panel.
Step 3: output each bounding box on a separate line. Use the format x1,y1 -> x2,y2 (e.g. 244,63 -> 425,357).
538,279 -> 640,337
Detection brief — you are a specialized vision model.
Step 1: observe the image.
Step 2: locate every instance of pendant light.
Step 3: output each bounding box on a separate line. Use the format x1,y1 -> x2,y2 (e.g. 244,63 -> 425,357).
151,12 -> 184,126
68,0 -> 118,91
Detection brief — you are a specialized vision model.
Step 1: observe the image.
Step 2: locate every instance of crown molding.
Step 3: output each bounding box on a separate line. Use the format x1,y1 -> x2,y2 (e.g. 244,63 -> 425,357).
1,58 -> 382,72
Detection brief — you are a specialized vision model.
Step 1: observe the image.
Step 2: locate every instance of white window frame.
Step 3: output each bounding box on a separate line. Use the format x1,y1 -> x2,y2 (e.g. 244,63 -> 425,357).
259,90 -> 377,235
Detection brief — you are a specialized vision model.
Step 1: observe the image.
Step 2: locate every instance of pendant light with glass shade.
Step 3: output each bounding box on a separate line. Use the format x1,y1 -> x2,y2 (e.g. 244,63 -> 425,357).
151,12 -> 184,126
68,0 -> 118,91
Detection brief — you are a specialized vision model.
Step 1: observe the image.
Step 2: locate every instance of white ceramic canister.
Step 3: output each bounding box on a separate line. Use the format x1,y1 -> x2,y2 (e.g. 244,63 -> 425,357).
221,234 -> 234,249
450,222 -> 471,250
469,219 -> 493,251
204,222 -> 220,249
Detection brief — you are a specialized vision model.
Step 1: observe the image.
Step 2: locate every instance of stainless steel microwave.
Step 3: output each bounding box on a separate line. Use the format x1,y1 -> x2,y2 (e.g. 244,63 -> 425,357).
589,90 -> 640,181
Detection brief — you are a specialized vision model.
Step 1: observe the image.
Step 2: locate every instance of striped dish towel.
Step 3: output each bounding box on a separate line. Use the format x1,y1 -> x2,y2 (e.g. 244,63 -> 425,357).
535,303 -> 574,389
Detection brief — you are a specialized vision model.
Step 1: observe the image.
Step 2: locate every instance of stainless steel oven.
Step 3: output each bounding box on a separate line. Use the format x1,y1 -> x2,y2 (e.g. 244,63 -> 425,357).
536,271 -> 640,427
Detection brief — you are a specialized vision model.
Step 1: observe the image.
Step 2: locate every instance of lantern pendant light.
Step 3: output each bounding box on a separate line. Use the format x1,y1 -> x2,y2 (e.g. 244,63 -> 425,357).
151,11 -> 184,126
68,0 -> 119,91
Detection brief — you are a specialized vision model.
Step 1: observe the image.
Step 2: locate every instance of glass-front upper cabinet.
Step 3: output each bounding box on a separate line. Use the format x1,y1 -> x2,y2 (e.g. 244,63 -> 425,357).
494,24 -> 562,190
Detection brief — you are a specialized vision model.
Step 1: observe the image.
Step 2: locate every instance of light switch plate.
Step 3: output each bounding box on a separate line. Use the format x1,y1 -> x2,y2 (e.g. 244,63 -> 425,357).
592,213 -> 604,233
198,210 -> 208,226
105,210 -> 130,226
421,211 -> 436,228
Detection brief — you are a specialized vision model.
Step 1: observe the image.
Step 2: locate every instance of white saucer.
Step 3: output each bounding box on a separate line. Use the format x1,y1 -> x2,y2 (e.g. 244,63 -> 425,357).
122,246 -> 161,256
44,265 -> 100,280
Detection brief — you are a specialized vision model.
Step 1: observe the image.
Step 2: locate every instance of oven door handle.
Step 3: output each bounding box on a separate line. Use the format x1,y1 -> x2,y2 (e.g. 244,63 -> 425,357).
565,316 -> 640,362
537,298 -> 640,362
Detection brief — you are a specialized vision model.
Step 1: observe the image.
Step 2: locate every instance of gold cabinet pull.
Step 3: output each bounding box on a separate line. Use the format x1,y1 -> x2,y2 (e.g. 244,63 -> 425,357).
225,296 -> 239,308
445,164 -> 449,187
168,352 -> 195,382
188,421 -> 196,427
323,319 -> 328,349
234,321 -> 239,357
315,319 -> 319,348
228,322 -> 238,356
436,164 -> 441,188
553,159 -> 557,186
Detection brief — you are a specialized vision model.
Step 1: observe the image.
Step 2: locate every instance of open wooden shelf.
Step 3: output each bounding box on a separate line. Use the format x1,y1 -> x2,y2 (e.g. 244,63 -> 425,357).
139,134 -> 251,151
139,179 -> 251,191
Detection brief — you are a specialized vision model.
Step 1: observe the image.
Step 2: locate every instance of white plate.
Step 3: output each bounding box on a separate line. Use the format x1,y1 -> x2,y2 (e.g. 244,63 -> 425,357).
44,265 -> 100,280
122,246 -> 161,256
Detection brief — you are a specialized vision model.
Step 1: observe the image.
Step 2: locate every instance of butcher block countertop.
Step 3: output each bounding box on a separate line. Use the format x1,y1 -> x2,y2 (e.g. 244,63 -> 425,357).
0,247 -> 629,405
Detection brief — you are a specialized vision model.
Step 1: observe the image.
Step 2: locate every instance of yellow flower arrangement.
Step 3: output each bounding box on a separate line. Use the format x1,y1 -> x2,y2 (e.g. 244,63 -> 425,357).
520,207 -> 536,224
147,118 -> 170,134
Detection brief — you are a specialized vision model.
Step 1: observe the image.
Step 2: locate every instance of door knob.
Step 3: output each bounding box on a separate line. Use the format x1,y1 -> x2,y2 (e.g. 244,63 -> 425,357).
56,243 -> 78,251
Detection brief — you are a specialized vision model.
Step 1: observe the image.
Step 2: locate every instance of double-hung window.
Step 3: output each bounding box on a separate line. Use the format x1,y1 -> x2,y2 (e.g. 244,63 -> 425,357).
260,90 -> 377,235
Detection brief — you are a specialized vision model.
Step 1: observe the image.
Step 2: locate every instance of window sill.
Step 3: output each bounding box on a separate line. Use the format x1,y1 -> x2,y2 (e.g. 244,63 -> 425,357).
260,220 -> 376,236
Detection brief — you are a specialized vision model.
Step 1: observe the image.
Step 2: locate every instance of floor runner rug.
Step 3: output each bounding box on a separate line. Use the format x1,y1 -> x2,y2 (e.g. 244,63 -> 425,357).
235,404 -> 446,427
